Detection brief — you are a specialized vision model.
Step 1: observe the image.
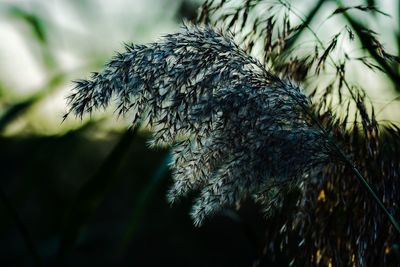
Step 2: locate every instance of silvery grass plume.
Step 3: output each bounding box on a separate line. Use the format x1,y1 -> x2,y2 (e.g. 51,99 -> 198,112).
65,25 -> 331,226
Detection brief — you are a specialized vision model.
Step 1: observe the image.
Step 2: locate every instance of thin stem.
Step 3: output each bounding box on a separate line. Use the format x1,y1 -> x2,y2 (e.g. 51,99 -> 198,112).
303,103 -> 400,235
280,0 -> 358,102
334,144 -> 400,234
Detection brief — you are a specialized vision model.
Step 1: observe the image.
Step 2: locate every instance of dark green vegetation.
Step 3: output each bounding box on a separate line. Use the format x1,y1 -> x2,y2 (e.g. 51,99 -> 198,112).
0,129 -> 273,266
1,0 -> 400,266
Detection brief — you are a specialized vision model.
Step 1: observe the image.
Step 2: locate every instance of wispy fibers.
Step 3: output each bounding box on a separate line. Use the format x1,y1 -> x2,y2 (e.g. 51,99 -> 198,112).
65,25 -> 399,231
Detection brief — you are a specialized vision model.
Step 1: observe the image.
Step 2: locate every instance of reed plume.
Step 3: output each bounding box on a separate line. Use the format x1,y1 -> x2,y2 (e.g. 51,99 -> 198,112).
65,25 -> 331,226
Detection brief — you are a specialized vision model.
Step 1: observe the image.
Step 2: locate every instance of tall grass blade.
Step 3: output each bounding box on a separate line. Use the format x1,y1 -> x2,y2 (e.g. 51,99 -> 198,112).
0,188 -> 43,267
117,153 -> 171,253
57,127 -> 139,262
0,74 -> 64,133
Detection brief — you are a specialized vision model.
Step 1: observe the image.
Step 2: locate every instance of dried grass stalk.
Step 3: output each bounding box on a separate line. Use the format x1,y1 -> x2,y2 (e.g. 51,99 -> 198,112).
65,25 -> 331,226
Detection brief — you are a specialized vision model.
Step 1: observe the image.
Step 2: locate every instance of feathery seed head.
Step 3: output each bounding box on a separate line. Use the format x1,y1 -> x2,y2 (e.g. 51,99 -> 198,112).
65,25 -> 330,226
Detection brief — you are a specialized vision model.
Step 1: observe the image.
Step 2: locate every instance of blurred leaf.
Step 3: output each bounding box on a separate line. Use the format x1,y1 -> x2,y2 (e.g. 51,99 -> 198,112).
0,74 -> 65,133
8,6 -> 47,43
117,153 -> 171,252
0,82 -> 5,99
57,128 -> 139,261
0,188 -> 43,267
